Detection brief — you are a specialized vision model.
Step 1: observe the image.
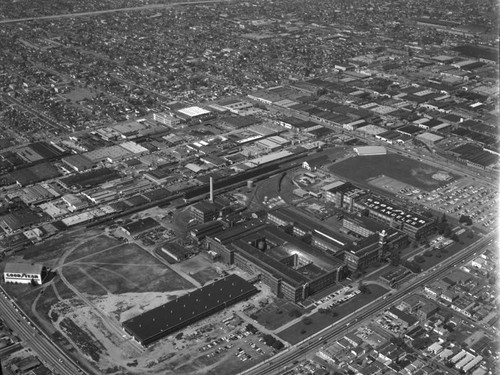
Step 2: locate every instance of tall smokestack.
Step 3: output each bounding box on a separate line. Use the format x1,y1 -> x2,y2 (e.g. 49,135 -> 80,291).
209,177 -> 214,203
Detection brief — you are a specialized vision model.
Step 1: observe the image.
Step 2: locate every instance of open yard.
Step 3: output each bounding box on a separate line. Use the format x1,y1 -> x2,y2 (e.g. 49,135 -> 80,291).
329,154 -> 457,192
64,234 -> 122,263
250,299 -> 306,331
173,252 -> 223,286
63,241 -> 194,295
278,284 -> 388,345
16,227 -> 101,268
412,231 -> 476,271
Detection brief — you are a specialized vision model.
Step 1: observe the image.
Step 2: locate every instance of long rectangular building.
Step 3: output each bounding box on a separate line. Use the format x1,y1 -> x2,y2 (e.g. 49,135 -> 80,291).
353,195 -> 434,239
206,221 -> 346,302
122,274 -> 257,346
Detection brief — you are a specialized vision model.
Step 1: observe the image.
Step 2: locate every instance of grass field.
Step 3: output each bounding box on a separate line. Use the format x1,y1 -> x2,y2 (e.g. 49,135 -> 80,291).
191,268 -> 220,285
20,228 -> 99,267
65,235 -> 122,263
174,253 -> 221,286
278,284 -> 388,345
415,232 -> 475,271
63,242 -> 193,295
251,300 -> 306,331
329,154 -> 457,192
368,175 -> 419,194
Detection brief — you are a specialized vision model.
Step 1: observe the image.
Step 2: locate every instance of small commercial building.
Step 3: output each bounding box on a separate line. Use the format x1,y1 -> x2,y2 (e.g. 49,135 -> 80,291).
3,263 -> 47,285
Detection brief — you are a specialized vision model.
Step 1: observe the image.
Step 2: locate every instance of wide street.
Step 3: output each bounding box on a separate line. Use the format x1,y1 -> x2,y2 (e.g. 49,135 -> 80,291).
0,286 -> 86,375
0,0 -> 229,24
240,230 -> 497,375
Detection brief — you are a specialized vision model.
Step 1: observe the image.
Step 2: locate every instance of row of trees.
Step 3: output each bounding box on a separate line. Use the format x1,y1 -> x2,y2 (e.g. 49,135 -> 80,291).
245,324 -> 285,350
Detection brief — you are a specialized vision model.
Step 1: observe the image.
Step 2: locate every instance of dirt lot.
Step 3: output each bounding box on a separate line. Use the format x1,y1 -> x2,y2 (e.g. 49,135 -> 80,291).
4,228 -> 283,374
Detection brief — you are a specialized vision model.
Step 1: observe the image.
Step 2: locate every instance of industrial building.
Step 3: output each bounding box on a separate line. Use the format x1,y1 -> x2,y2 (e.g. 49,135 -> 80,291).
120,218 -> 159,237
353,146 -> 387,156
322,182 -> 368,212
153,112 -> 181,127
343,228 -> 408,272
267,207 -> 351,254
122,274 -> 258,346
61,154 -> 95,172
190,201 -> 222,224
160,241 -> 195,262
266,206 -> 407,272
205,221 -> 346,302
3,263 -> 47,285
342,213 -> 387,238
352,195 -> 434,239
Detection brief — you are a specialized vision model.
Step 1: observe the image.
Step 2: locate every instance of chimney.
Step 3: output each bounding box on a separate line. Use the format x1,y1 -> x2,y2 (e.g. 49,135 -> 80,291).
209,177 -> 214,203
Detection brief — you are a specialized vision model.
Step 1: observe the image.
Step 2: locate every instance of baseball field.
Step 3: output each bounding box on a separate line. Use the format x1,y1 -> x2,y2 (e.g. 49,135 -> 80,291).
329,154 -> 457,192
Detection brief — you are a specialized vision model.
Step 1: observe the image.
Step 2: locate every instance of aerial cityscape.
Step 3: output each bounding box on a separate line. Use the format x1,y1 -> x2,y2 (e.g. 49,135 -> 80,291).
0,0 -> 498,374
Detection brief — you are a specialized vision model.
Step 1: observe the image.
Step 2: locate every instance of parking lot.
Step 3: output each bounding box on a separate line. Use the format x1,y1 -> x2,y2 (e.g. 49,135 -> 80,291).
313,285 -> 361,312
398,177 -> 497,228
375,313 -> 407,336
198,319 -> 274,365
426,180 -> 497,227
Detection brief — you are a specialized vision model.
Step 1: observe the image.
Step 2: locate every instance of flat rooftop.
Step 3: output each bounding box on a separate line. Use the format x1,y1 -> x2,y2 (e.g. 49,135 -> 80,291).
268,206 -> 351,247
361,196 -> 431,228
122,274 -> 257,346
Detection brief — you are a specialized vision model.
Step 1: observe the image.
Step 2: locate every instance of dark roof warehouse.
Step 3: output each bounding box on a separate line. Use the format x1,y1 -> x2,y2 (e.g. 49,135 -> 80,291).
122,274 -> 258,346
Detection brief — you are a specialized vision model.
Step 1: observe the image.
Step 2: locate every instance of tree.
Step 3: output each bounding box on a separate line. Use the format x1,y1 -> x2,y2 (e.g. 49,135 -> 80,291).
390,249 -> 401,266
450,233 -> 459,242
412,336 -> 431,350
288,309 -> 303,318
359,284 -> 370,294
245,324 -> 258,334
414,255 -> 425,263
262,334 -> 276,346
443,225 -> 452,238
272,340 -> 284,350
459,215 -> 472,226
302,316 -> 313,325
403,260 -> 422,273
390,336 -> 405,346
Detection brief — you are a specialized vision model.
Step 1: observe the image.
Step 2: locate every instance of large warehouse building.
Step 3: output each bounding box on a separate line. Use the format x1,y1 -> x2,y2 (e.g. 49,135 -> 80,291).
122,274 -> 258,347
3,263 -> 47,285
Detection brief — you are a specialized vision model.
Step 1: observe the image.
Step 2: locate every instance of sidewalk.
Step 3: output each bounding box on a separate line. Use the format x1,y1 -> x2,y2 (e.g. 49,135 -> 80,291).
233,311 -> 287,345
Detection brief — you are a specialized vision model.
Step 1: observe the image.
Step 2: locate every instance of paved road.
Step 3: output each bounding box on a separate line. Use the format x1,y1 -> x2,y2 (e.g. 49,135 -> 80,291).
0,287 -> 85,375
54,235 -> 144,355
0,0 -> 229,24
239,230 -> 496,375
264,102 -> 497,187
